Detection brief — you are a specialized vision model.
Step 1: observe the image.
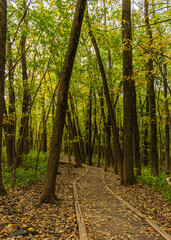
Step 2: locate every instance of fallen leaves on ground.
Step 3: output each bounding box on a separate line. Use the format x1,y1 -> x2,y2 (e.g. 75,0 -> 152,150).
104,167 -> 171,235
0,162 -> 85,239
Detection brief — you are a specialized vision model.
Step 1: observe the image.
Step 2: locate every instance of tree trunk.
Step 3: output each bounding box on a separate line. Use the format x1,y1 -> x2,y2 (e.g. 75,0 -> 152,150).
39,0 -> 87,204
163,63 -> 170,172
41,91 -> 47,153
97,133 -> 101,167
144,0 -> 158,176
97,87 -> 109,169
88,22 -> 123,184
4,38 -> 16,168
88,85 -> 92,165
142,96 -> 149,166
67,110 -> 81,167
122,0 -> 136,185
0,0 -> 7,196
132,82 -> 141,176
17,1 -> 31,166
84,105 -> 89,161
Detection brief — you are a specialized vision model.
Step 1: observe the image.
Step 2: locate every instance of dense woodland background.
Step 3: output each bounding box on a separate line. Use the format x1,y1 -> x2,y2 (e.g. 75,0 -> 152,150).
0,0 -> 170,201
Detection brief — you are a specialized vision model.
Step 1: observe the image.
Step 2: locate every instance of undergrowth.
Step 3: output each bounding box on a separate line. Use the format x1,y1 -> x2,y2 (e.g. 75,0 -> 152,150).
137,166 -> 171,203
2,150 -> 48,188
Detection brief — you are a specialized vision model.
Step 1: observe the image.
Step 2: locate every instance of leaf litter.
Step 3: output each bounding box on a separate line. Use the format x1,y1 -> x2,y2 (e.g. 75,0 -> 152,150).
104,167 -> 171,235
1,161 -> 170,240
0,161 -> 85,239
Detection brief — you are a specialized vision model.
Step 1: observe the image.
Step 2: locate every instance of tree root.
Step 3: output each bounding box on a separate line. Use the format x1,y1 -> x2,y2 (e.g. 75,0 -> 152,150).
39,191 -> 59,204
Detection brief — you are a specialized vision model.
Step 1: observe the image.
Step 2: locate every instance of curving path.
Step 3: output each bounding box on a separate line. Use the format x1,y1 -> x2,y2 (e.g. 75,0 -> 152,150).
76,166 -> 167,240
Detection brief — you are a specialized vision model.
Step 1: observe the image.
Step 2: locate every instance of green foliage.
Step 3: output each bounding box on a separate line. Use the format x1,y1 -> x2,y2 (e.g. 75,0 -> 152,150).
137,166 -> 171,203
3,150 -> 48,188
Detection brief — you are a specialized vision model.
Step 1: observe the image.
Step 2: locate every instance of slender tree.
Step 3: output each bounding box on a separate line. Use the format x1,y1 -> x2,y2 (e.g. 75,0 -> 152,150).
122,0 -> 136,184
40,0 -> 87,204
17,0 -> 31,166
41,89 -> 47,153
163,63 -> 170,172
88,19 -> 123,184
3,37 -> 16,168
144,0 -> 158,176
88,84 -> 92,165
0,0 -> 7,196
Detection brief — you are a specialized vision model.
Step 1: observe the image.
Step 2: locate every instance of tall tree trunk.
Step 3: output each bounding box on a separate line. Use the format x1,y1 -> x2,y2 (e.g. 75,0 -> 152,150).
163,63 -> 170,172
132,82 -> 141,176
17,1 -> 31,166
41,91 -> 47,153
88,20 -> 123,184
4,37 -> 16,168
143,96 -> 149,166
91,90 -> 98,161
88,85 -> 92,165
84,105 -> 89,161
97,133 -> 101,167
122,0 -> 136,185
103,0 -> 116,171
97,87 -> 109,169
30,116 -> 33,150
144,0 -> 158,176
39,0 -> 87,204
106,115 -> 114,167
108,49 -> 117,172
0,0 -> 7,196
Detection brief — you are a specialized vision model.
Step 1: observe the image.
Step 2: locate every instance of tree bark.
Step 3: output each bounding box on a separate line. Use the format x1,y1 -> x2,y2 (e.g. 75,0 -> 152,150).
17,1 -> 31,166
122,0 -> 136,185
142,96 -> 149,166
39,0 -> 87,204
4,37 -> 16,168
41,91 -> 47,153
144,0 -> 158,176
132,82 -> 141,176
88,85 -> 92,165
0,0 -> 7,196
163,63 -> 170,172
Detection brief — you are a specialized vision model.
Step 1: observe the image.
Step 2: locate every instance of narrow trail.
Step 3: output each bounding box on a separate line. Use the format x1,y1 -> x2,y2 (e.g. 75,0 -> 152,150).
77,166 -> 166,240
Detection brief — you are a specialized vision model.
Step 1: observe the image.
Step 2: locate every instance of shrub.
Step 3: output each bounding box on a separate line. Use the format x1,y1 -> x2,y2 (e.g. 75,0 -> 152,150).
2,150 -> 48,188
137,166 -> 171,203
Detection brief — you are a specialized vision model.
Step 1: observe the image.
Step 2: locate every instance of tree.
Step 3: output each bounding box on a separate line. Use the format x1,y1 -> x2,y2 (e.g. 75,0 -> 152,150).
163,63 -> 170,172
122,0 -> 136,185
0,0 -> 7,196
144,0 -> 158,176
3,37 -> 16,168
40,0 -> 87,204
88,18 -> 123,184
16,0 -> 31,167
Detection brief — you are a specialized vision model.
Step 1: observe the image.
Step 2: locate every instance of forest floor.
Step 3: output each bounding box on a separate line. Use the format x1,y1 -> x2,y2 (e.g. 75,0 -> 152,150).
0,156 -> 84,239
0,156 -> 170,240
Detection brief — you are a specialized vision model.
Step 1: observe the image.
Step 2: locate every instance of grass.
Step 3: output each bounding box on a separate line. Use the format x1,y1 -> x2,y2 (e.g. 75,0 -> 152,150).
137,165 -> 171,203
2,150 -> 48,188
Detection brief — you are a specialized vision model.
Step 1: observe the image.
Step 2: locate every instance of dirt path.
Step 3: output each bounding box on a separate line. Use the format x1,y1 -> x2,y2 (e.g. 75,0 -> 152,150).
77,166 -> 165,240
